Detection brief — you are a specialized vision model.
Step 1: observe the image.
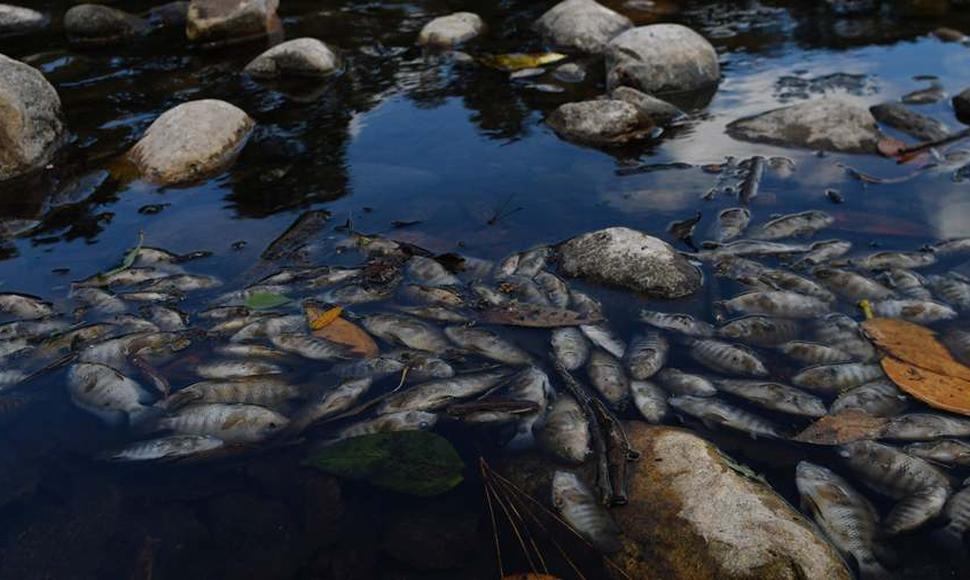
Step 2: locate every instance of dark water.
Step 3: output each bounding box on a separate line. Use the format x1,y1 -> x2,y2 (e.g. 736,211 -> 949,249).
2,1 -> 970,578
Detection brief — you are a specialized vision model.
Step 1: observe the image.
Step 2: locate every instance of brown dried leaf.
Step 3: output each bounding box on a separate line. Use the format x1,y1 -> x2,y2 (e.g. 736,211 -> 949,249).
862,318 -> 970,382
307,305 -> 343,330
479,303 -> 601,328
792,409 -> 888,445
305,304 -> 379,359
881,357 -> 970,417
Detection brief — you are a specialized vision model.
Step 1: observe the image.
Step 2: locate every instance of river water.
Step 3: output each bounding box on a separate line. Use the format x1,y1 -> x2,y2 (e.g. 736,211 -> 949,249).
2,1 -> 970,578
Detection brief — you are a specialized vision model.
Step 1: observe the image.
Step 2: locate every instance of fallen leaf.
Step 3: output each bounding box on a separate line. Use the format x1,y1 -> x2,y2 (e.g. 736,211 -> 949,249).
861,318 -> 970,382
478,52 -> 567,72
881,357 -> 970,417
245,292 -> 291,311
479,303 -> 602,328
307,305 -> 343,330
305,304 -> 378,358
793,409 -> 888,445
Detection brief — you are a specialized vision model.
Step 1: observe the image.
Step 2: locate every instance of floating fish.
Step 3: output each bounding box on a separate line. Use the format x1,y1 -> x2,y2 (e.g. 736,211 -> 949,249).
669,395 -> 784,438
880,413 -> 970,441
379,369 -> 514,414
444,325 -> 533,365
67,362 -> 154,425
534,271 -> 569,308
714,207 -> 750,242
579,324 -> 626,359
100,435 -> 225,462
831,381 -> 908,417
269,333 -> 350,361
631,380 -> 668,423
537,395 -> 591,464
551,327 -> 590,371
751,210 -> 834,241
362,313 -> 451,352
795,240 -> 853,268
400,284 -> 463,307
878,269 -> 931,300
926,273 -> 970,310
722,291 -> 829,319
942,484 -> 970,543
638,310 -> 714,337
813,268 -> 895,301
689,338 -> 769,377
336,411 -> 438,440
165,377 -> 301,409
157,403 -> 289,443
503,366 -> 552,450
0,292 -> 55,320
870,299 -> 957,323
714,379 -> 827,417
587,349 -> 630,409
778,341 -> 853,365
625,332 -> 668,380
194,360 -> 284,380
290,378 -> 372,432
404,256 -> 459,287
812,314 -> 878,362
905,439 -> 970,466
792,363 -> 885,395
655,368 -> 716,397
551,471 -> 622,553
850,251 -> 937,271
718,315 -> 799,347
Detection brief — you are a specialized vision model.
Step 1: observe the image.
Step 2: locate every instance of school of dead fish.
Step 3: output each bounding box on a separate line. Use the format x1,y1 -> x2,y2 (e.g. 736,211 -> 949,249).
4,206 -> 970,577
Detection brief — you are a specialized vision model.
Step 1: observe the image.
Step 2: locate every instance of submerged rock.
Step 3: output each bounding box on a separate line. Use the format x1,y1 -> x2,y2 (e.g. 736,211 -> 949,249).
870,102 -> 948,141
417,12 -> 484,47
64,4 -> 146,47
605,24 -> 719,95
727,99 -> 883,153
955,88 -> 970,125
186,0 -> 279,45
245,38 -> 340,78
145,1 -> 190,29
0,4 -> 46,35
534,0 -> 633,54
128,99 -> 254,186
611,424 -> 853,580
609,86 -> 684,125
382,508 -> 477,570
557,227 -> 701,298
0,54 -> 65,181
546,99 -> 651,146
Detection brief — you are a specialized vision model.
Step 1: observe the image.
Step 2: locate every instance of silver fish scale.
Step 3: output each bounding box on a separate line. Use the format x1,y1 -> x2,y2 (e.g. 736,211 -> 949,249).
669,395 -> 783,438
792,362 -> 884,394
714,379 -> 827,417
625,332 -> 668,380
586,349 -> 630,408
777,341 -> 853,365
269,333 -> 349,361
839,440 -> 949,499
831,380 -> 908,417
880,413 -> 970,441
631,380 -> 668,423
537,395 -> 591,464
927,274 -> 970,310
723,291 -> 828,318
871,299 -> 957,324
751,210 -> 833,241
551,327 -> 589,371
905,440 -> 970,466
552,471 -> 622,553
689,339 -> 768,377
714,207 -> 750,242
718,315 -> 800,347
943,485 -> 970,540
655,368 -> 716,397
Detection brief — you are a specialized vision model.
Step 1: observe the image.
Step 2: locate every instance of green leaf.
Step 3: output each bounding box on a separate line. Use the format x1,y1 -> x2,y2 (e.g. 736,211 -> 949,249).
304,431 -> 464,496
245,292 -> 291,310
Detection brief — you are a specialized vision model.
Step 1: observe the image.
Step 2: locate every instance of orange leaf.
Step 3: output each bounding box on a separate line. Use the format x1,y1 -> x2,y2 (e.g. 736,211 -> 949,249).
792,409 -> 888,445
305,304 -> 378,359
307,305 -> 344,330
881,357 -> 970,417
862,318 -> 970,382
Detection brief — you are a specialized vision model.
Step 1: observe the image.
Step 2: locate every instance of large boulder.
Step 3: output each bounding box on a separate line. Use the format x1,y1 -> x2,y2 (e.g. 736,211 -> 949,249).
606,24 -> 719,95
245,38 -> 340,78
609,86 -> 684,125
870,102 -> 948,141
546,100 -> 652,146
0,54 -> 65,181
64,4 -> 146,47
557,227 -> 701,298
186,0 -> 279,44
727,99 -> 883,153
417,12 -> 484,47
954,88 -> 970,125
128,99 -> 254,186
609,424 -> 853,579
534,0 -> 633,54
0,4 -> 46,35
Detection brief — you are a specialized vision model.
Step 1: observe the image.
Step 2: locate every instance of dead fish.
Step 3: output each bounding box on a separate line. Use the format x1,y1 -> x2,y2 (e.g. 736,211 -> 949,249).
362,313 -> 450,352
881,413 -> 970,441
144,305 -> 186,331
514,246 -> 551,277
669,395 -> 784,438
212,285 -> 290,306
336,411 -> 438,439
400,284 -> 463,307
795,239 -> 853,268
905,439 -> 970,466
579,324 -> 626,359
330,355 -> 406,380
269,333 -> 349,361
778,341 -> 853,365
497,253 -> 520,278
655,368 -> 716,397
157,403 -> 288,443
470,283 -> 507,306
405,256 -> 460,287
384,349 -> 456,381
100,435 -> 225,462
537,395 -> 591,464
230,314 -> 305,342
751,210 -> 834,241
812,314 -> 878,362
689,338 -> 768,377
67,362 -> 154,425
197,305 -> 251,321
625,332 -> 668,380
703,240 -> 813,260
396,305 -> 468,323
942,484 -> 970,542
0,369 -> 28,391
668,211 -> 701,245
165,377 -> 301,409
213,344 -> 287,359
943,329 -> 970,366
320,283 -> 396,305
499,275 -> 549,305
871,299 -> 957,323
71,287 -> 127,315
119,291 -> 179,303
838,440 -> 949,534
78,331 -> 188,366
722,291 -> 829,319
878,269 -> 932,300
444,325 -> 533,365
813,267 -> 895,301
290,378 -> 372,431
638,310 -> 714,337
792,363 -> 885,395
851,251 -> 937,271
718,316 -> 799,347
832,380 -> 908,417
714,207 -> 750,242
714,379 -> 828,418
78,267 -> 169,288
194,360 -> 284,379
927,273 -> 970,310
902,84 -> 944,105
739,155 -> 766,203
305,267 -> 362,288
534,271 -> 569,308
503,366 -> 552,450
587,349 -> 630,409
378,369 -> 514,414
631,380 -> 668,423
570,290 -> 602,318
131,247 -> 183,267
551,327 -> 590,371
142,274 -> 222,293
754,268 -> 836,301
0,292 -> 54,320
930,237 -> 970,256
0,338 -> 30,360
551,471 -> 622,553
795,462 -> 889,580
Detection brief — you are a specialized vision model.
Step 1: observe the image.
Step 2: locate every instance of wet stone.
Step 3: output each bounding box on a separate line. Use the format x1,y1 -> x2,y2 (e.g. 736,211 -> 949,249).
0,4 -> 45,35
954,88 -> 970,125
546,99 -> 650,146
727,99 -> 883,153
870,102 -> 949,141
0,53 -> 66,182
557,226 -> 702,298
186,0 -> 279,44
145,1 -> 190,29
534,0 -> 633,54
609,86 -> 684,125
381,507 -> 478,570
417,12 -> 484,47
64,4 -> 147,47
606,24 -> 720,95
244,37 -> 340,79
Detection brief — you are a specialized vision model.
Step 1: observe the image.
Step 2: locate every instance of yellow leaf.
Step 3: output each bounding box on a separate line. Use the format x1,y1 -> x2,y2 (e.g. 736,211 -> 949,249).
307,305 -> 343,331
861,318 -> 970,382
793,409 -> 888,445
305,304 -> 378,359
478,52 -> 567,72
881,357 -> 970,417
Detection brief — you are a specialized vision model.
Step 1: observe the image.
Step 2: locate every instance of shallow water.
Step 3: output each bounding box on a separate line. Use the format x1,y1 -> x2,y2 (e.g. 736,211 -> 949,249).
3,1 -> 970,579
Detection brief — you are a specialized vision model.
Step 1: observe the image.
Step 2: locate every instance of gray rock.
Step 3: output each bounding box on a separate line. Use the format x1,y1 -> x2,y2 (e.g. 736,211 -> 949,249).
245,38 -> 340,78
186,0 -> 279,44
870,102 -> 948,141
727,99 -> 883,153
553,61 -> 587,83
606,24 -> 719,95
0,4 -> 46,35
610,86 -> 684,125
557,227 -> 701,298
64,4 -> 146,46
128,99 -> 254,186
955,88 -> 970,125
546,99 -> 651,146
534,0 -> 633,54
417,12 -> 484,47
0,54 -> 65,182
